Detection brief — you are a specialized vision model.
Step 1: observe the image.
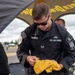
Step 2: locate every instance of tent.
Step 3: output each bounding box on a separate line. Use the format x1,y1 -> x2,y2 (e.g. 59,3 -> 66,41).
0,0 -> 36,33
18,0 -> 75,24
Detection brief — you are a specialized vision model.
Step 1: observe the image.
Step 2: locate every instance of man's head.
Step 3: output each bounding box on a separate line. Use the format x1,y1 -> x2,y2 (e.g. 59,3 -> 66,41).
32,3 -> 50,20
55,18 -> 65,28
32,3 -> 52,31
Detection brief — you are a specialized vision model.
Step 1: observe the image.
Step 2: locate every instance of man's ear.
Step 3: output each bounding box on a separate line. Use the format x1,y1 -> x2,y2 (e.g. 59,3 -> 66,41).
49,14 -> 52,19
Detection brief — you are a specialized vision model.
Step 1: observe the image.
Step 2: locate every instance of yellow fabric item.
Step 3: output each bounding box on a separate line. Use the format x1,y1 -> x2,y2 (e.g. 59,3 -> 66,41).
46,61 -> 61,73
45,66 -> 52,73
33,59 -> 61,74
33,59 -> 52,74
52,61 -> 61,71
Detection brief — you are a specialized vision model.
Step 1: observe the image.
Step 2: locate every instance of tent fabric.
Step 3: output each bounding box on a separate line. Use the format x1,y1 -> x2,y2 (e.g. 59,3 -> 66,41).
0,0 -> 36,33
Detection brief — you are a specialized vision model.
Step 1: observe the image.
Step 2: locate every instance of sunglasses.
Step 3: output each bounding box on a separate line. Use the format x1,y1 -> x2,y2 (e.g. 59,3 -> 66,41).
33,16 -> 49,26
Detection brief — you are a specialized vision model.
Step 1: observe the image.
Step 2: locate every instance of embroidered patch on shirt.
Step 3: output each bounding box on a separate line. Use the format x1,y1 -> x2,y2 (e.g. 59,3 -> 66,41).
50,39 -> 62,42
31,36 -> 38,39
66,35 -> 75,50
18,36 -> 22,44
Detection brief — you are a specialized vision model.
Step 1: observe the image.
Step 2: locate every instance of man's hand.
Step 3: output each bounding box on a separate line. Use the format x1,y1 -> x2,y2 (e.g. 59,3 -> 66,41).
51,60 -> 64,69
59,64 -> 64,69
26,56 -> 39,66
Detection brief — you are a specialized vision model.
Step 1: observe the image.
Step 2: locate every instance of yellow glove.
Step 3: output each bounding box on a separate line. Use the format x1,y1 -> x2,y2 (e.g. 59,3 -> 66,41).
33,59 -> 52,74
52,61 -> 61,71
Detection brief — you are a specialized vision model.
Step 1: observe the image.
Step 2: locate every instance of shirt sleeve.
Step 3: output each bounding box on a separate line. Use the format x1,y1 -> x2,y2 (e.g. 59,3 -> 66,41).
17,30 -> 31,68
59,31 -> 75,71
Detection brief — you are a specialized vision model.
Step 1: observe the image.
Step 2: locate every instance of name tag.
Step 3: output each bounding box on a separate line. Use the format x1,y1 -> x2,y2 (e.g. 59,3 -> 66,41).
50,39 -> 62,42
31,36 -> 38,39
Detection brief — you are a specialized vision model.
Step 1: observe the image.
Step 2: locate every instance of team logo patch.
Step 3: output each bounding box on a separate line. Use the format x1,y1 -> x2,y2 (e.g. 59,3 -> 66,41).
69,41 -> 75,50
66,35 -> 75,50
18,36 -> 22,44
66,35 -> 72,43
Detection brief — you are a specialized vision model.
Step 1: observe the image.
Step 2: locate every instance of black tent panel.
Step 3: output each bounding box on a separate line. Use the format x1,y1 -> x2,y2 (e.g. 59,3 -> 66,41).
0,0 -> 36,33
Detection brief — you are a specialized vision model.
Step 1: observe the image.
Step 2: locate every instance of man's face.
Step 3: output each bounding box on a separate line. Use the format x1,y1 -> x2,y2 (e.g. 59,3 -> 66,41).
55,20 -> 65,28
33,15 -> 50,31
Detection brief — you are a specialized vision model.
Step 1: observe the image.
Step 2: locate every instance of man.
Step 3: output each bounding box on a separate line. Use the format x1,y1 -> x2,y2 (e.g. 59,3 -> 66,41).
0,43 -> 10,75
17,3 -> 75,75
55,18 -> 65,28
